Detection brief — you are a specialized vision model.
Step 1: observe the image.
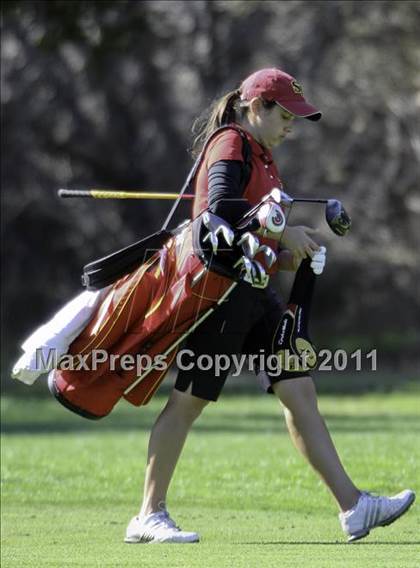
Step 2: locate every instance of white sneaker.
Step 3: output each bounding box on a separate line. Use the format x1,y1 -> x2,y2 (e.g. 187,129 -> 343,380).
339,489 -> 415,542
124,507 -> 199,544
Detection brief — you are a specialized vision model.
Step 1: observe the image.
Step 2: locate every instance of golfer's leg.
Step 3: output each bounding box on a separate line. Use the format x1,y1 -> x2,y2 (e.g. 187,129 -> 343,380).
140,387 -> 209,516
272,376 -> 360,512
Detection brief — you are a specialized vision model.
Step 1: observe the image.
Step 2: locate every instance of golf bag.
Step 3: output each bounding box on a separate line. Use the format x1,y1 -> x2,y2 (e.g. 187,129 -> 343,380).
50,220 -> 239,419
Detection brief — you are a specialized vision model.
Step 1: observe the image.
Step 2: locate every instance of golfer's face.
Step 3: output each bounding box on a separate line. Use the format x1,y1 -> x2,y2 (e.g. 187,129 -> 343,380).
261,106 -> 295,149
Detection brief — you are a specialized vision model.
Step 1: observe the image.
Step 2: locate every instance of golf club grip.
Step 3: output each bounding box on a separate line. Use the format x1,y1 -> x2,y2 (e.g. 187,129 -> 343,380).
58,189 -> 94,199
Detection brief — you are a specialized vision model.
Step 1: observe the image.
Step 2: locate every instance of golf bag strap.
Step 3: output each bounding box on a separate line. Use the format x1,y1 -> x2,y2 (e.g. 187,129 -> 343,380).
162,125 -> 252,231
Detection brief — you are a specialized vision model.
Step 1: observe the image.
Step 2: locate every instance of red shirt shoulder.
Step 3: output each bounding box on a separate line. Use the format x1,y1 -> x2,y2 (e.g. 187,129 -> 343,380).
206,128 -> 244,168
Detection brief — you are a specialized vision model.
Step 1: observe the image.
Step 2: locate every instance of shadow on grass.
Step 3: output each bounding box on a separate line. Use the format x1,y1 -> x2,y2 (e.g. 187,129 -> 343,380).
2,410 -> 420,435
238,541 -> 420,545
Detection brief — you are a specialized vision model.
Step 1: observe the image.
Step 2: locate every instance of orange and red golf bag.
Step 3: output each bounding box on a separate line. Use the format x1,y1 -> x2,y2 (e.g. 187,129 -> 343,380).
49,218 -> 241,419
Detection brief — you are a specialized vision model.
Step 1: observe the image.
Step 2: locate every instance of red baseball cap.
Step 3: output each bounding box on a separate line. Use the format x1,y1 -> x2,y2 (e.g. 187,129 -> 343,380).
240,68 -> 322,121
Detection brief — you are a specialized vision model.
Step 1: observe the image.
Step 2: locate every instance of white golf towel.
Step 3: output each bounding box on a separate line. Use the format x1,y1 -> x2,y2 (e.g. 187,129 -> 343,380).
12,288 -> 109,385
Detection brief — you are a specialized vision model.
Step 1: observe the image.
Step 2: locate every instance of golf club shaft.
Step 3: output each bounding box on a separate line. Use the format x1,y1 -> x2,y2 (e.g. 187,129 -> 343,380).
58,189 -> 195,200
59,189 -> 329,204
290,198 -> 328,204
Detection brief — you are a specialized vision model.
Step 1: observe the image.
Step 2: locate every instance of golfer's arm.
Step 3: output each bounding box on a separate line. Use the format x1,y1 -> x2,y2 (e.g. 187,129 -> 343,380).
275,249 -> 297,271
207,160 -> 252,224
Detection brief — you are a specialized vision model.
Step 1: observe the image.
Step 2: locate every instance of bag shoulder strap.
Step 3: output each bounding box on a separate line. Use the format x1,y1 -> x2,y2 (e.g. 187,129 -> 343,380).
162,125 -> 253,230
238,128 -> 252,191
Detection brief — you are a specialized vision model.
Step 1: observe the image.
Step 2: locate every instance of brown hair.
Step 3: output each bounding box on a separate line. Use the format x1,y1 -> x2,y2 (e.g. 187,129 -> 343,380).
190,90 -> 276,158
190,89 -> 242,158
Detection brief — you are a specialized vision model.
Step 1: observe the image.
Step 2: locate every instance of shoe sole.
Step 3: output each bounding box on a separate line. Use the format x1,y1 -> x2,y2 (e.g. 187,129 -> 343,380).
124,536 -> 199,544
124,536 -> 152,544
348,492 -> 416,543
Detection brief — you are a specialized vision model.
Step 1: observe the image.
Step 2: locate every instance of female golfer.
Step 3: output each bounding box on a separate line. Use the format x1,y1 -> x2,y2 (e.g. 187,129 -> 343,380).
125,68 -> 414,544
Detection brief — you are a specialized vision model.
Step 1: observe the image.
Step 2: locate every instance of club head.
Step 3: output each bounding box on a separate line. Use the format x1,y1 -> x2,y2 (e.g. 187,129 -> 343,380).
249,260 -> 269,289
234,255 -> 253,275
237,232 -> 260,259
202,212 -> 235,252
203,211 -> 232,233
234,257 -> 268,288
325,199 -> 352,236
202,231 -> 219,254
217,224 -> 235,247
279,190 -> 294,207
256,245 -> 277,268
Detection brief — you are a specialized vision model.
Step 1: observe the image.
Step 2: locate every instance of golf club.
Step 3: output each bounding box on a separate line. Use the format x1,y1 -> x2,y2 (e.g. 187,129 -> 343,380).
280,191 -> 352,236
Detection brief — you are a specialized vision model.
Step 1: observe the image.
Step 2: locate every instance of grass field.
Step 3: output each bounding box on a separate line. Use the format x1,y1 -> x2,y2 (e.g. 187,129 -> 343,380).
1,388 -> 419,567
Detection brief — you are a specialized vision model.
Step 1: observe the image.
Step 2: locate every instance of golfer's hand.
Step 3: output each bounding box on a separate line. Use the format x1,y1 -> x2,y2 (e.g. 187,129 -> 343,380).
281,225 -> 320,269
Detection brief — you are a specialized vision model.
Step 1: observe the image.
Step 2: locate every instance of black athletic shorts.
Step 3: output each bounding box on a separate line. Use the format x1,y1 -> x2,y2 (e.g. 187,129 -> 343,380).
174,281 -> 310,401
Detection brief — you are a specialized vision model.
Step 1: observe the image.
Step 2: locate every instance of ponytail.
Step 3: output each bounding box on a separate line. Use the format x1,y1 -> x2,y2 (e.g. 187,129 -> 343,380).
190,89 -> 242,158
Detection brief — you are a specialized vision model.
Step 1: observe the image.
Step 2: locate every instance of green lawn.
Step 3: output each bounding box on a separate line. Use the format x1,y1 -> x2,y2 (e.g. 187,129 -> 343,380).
1,390 -> 419,567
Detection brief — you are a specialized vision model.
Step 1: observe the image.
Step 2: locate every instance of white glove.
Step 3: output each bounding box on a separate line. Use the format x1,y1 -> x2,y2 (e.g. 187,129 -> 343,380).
311,246 -> 327,275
